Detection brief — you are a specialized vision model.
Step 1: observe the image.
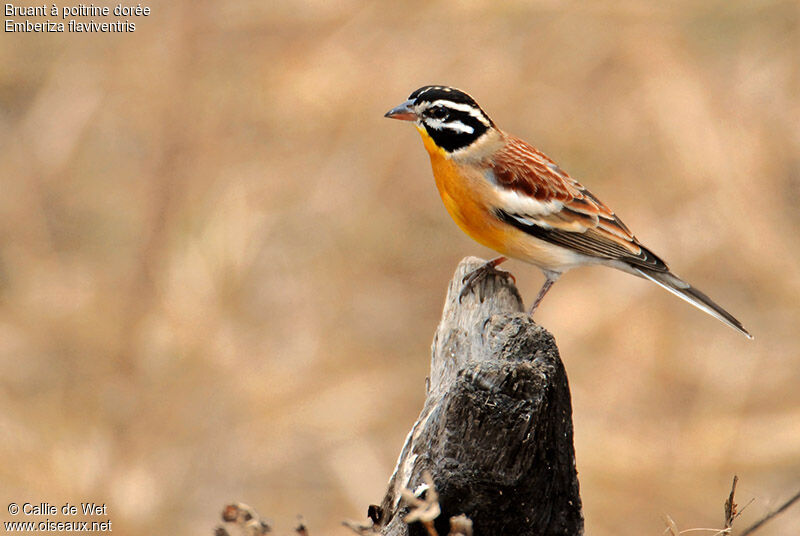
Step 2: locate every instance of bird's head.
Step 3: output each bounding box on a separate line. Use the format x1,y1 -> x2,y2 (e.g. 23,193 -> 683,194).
385,86 -> 496,154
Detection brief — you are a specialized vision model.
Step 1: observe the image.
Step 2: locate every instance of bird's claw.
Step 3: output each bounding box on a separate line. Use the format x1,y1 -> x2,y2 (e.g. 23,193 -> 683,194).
458,262 -> 515,304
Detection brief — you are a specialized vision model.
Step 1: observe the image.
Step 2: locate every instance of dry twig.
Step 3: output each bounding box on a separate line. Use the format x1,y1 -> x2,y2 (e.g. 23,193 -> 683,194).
447,514 -> 473,536
739,487 -> 800,536
217,503 -> 272,536
342,518 -> 379,535
724,475 -> 739,529
216,504 -> 314,536
662,514 -> 679,536
401,471 -> 440,536
662,476 -> 800,536
389,470 -> 474,536
294,516 -> 308,536
342,504 -> 382,535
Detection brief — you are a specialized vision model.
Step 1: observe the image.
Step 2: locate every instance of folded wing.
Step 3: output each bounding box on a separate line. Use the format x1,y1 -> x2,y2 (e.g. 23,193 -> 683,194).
486,135 -> 668,272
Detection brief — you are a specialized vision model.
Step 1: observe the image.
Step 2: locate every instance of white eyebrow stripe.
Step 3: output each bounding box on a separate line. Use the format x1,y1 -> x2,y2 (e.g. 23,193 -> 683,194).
424,118 -> 475,134
428,99 -> 491,126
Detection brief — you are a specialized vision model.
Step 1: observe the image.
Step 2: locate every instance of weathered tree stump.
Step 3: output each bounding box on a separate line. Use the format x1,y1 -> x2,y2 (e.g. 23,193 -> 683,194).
377,257 -> 583,536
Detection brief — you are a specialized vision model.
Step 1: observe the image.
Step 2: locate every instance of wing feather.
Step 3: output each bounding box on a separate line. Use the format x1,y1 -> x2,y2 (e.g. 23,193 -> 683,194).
487,135 -> 668,272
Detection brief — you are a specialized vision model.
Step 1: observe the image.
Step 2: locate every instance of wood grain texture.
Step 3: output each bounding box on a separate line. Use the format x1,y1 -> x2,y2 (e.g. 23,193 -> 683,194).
377,257 -> 583,536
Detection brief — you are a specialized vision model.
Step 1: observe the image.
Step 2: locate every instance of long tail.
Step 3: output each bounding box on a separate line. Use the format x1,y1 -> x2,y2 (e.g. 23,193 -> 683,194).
632,267 -> 752,339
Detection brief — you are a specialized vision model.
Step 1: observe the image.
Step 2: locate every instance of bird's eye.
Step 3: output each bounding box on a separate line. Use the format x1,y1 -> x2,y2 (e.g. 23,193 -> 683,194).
428,107 -> 449,120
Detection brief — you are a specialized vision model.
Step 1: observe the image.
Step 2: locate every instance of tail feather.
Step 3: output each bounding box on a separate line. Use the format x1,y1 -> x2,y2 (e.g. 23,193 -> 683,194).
632,267 -> 752,339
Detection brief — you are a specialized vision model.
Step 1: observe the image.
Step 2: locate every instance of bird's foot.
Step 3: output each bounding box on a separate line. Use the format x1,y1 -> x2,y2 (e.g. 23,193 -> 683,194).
458,256 -> 514,303
527,272 -> 560,317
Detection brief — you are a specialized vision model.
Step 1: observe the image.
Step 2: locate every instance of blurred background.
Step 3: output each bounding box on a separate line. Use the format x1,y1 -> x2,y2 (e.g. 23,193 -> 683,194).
1,0 -> 799,534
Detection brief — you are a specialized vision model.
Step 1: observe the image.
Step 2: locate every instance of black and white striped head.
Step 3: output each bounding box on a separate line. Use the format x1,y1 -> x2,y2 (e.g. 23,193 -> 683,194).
385,86 -> 495,153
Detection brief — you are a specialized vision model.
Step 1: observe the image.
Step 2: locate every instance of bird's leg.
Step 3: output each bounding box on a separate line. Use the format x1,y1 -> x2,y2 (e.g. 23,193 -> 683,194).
528,271 -> 561,316
459,256 -> 514,303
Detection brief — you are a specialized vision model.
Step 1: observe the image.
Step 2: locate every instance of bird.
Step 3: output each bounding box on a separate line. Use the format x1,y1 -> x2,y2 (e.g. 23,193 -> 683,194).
384,85 -> 751,338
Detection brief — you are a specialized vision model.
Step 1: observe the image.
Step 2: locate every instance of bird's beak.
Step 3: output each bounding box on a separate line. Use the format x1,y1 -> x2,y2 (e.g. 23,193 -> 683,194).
384,99 -> 417,121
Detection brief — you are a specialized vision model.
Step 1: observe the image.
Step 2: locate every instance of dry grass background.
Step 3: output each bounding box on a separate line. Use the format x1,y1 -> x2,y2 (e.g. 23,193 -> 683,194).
1,0 -> 799,534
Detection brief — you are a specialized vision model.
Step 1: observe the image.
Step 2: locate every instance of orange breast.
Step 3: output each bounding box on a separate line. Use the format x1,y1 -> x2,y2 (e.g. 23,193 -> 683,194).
414,128 -> 593,272
417,128 -> 511,256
